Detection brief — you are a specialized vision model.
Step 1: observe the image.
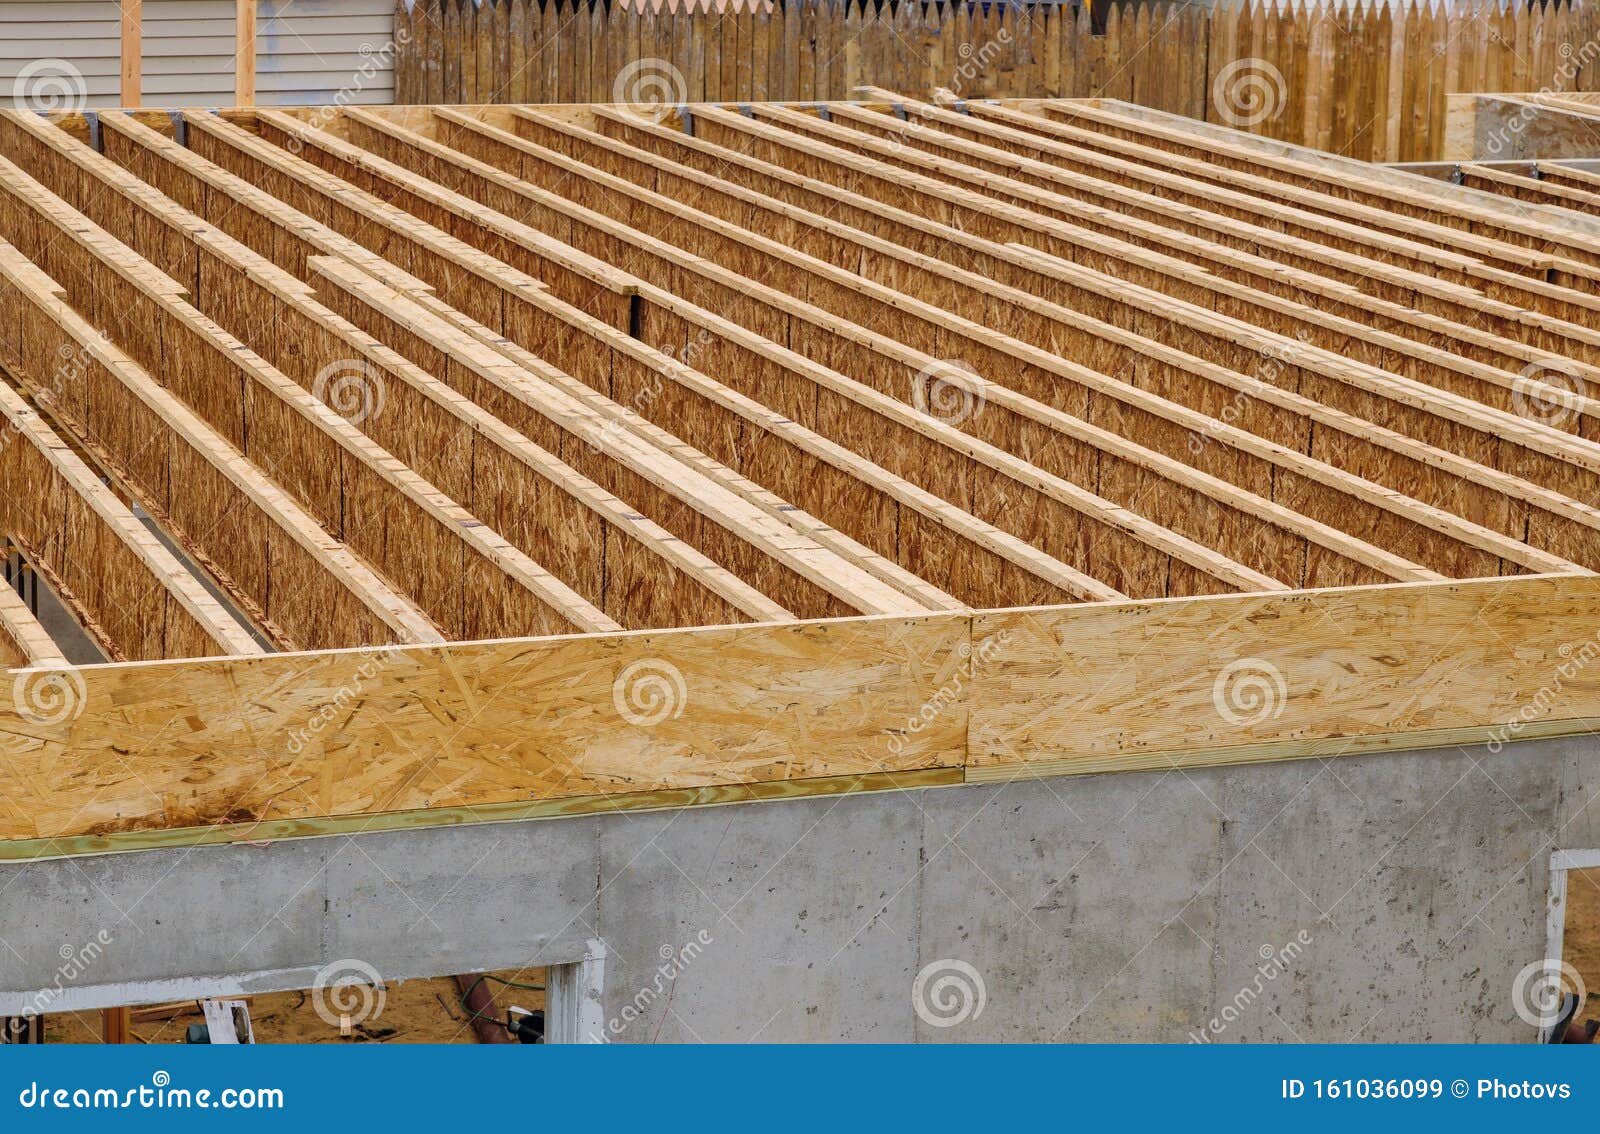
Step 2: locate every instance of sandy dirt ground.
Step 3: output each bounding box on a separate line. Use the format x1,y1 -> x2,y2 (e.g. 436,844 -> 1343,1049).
40,969 -> 547,1044
1563,868 -> 1600,1032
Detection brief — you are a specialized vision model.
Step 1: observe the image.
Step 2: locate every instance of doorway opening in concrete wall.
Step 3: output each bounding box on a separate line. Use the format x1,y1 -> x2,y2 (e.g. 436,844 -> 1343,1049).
1543,851 -> 1600,1043
17,966 -> 561,1044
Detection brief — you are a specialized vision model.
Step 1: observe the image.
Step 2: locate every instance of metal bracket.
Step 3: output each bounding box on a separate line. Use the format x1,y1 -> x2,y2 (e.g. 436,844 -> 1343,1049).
1449,163 -> 1465,185
738,103 -> 755,118
891,102 -> 908,121
681,108 -> 695,136
816,103 -> 832,122
83,110 -> 102,153
168,109 -> 187,148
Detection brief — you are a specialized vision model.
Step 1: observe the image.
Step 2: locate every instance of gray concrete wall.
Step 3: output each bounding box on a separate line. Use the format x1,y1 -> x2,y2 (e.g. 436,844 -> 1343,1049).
1,733 -> 1593,1041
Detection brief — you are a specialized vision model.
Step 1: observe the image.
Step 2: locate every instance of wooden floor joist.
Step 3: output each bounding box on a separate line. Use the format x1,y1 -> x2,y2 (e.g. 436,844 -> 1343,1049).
479,107 -> 1600,577
0,382 -> 261,663
0,576 -> 67,669
1032,99 -> 1600,268
0,240 -> 450,651
435,107 -> 1583,584
6,97 -> 1600,854
87,111 -> 931,624
177,111 -> 1107,607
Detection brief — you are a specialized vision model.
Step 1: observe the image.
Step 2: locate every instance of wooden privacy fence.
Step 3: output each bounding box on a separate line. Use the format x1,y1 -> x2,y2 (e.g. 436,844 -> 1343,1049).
393,0 -> 1600,162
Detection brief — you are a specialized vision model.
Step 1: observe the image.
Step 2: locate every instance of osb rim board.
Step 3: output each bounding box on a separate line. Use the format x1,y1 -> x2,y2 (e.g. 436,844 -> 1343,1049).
6,574 -> 1600,860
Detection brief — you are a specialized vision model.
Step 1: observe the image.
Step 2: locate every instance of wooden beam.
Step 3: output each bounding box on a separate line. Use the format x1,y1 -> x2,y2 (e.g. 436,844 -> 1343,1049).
0,118 -> 700,640
156,115 -> 966,616
269,108 -> 1278,599
1039,98 -> 1600,273
0,383 -> 261,662
655,106 -> 1600,527
85,112 -> 915,624
502,106 -> 1600,580
235,0 -> 257,107
748,102 -> 1600,358
0,237 -> 451,650
102,1007 -> 131,1044
471,107 -> 1580,586
0,572 -> 67,669
120,0 -> 142,109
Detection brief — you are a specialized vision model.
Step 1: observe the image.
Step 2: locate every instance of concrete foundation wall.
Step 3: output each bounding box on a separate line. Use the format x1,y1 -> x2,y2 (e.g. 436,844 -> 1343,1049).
2,734 -> 1594,1041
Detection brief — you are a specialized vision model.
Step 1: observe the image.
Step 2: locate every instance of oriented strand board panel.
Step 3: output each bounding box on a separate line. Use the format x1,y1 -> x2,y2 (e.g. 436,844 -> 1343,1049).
0,612 -> 968,842
969,572 -> 1600,775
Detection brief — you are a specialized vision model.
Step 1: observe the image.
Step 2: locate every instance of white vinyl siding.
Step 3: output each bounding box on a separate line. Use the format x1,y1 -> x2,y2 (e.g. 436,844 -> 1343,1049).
0,0 -> 397,108
0,1 -> 122,109
142,0 -> 237,106
258,0 -> 395,107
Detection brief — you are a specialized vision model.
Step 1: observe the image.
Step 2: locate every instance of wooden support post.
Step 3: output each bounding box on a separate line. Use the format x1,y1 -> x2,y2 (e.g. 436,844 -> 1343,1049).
120,0 -> 142,108
101,1006 -> 131,1043
235,0 -> 257,107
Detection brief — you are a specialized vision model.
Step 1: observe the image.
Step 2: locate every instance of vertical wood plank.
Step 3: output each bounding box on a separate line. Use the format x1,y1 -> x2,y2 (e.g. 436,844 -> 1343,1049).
122,0 -> 143,107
